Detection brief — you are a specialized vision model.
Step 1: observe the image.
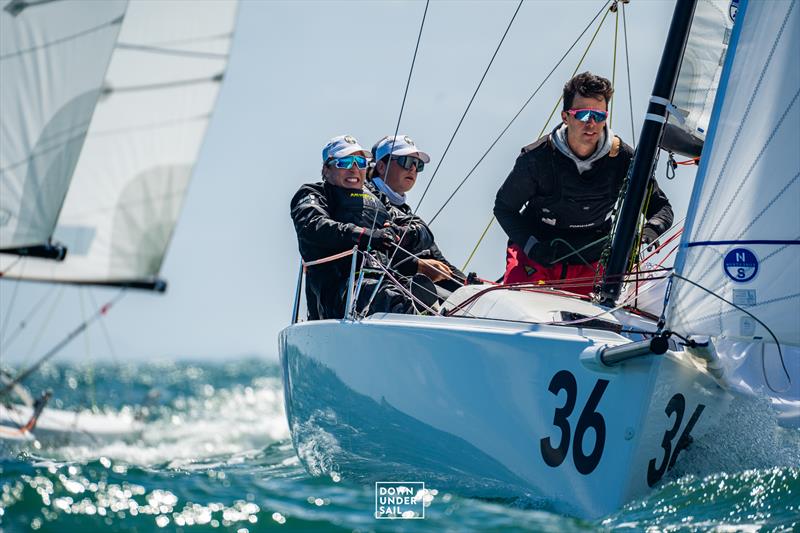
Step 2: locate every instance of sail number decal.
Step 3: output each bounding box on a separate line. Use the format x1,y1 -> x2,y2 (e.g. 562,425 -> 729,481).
540,370 -> 609,475
647,393 -> 706,487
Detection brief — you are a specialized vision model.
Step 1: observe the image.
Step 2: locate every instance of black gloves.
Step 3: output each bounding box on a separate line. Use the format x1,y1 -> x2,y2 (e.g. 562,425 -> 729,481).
527,241 -> 564,267
389,222 -> 433,253
641,226 -> 660,250
358,227 -> 398,252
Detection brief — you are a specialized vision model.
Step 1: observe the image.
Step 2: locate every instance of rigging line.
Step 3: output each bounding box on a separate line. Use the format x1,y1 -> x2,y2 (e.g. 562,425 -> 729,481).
622,2 -> 636,147
23,284 -> 65,363
103,73 -> 225,95
0,14 -> 123,61
1,289 -> 126,396
0,265 -> 24,345
0,255 -> 22,276
78,288 -> 97,409
0,282 -> 54,353
461,215 -> 495,272
361,0 -> 428,256
694,0 -> 796,236
359,1 -> 429,314
115,43 -> 229,60
670,273 -> 791,393
610,2 -> 619,127
87,289 -> 120,367
427,0 -> 612,227
414,0 -> 525,214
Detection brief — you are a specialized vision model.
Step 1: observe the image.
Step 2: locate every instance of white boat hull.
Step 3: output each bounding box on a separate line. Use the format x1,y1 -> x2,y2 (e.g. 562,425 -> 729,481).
1,403 -> 143,445
279,312 -> 729,518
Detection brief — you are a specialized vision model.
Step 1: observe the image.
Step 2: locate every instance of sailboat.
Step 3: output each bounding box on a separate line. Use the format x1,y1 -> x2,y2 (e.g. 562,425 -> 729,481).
278,0 -> 798,519
0,0 -> 238,445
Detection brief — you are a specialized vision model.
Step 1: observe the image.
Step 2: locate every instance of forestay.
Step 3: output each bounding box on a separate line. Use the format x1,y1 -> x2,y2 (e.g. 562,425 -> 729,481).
667,0 -> 799,347
0,0 -> 237,288
0,0 -> 127,250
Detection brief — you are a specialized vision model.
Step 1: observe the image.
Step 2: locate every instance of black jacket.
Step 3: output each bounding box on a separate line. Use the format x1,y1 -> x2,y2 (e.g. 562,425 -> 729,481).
366,180 -> 467,292
290,181 -> 430,319
494,132 -> 673,263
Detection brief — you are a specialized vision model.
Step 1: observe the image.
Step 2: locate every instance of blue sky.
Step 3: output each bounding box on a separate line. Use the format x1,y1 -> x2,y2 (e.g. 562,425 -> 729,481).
0,0 -> 699,364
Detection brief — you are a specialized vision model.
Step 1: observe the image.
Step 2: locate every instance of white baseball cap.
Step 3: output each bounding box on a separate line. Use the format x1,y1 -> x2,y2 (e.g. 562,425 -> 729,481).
372,135 -> 431,163
322,134 -> 371,162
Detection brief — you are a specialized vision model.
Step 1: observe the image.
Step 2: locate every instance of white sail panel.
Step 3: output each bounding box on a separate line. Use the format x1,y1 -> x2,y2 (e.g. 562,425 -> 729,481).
667,0 -> 734,146
667,0 -> 800,346
0,0 -> 237,287
0,0 -> 127,250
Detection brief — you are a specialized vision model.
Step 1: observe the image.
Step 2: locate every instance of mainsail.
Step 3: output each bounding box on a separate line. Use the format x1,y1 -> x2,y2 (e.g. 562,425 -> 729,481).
0,0 -> 128,255
661,0 -> 734,157
667,0 -> 799,391
0,0 -> 238,289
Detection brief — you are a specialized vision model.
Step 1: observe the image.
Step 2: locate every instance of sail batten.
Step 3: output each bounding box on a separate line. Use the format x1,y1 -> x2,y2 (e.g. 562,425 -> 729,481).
0,0 -> 238,288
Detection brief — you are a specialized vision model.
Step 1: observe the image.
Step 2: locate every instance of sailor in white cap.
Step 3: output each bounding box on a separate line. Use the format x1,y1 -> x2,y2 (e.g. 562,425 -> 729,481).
368,135 -> 466,293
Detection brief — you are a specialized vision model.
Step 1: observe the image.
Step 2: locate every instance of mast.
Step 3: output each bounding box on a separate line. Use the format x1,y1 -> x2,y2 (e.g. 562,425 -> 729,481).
598,0 -> 698,304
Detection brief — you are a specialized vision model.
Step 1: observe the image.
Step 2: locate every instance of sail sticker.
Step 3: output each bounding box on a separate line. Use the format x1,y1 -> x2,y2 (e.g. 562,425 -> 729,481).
729,0 -> 739,21
723,248 -> 758,283
732,289 -> 756,307
740,315 -> 756,337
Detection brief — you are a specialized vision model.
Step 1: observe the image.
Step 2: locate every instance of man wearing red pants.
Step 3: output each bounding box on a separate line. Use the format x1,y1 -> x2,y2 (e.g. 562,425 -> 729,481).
494,72 -> 673,295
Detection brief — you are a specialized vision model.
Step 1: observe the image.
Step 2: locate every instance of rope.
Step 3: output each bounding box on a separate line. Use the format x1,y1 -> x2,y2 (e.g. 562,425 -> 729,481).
0,269 -> 23,345
0,287 -> 55,353
0,289 -> 126,396
23,285 -> 65,362
362,0 -> 429,255
670,273 -> 791,393
460,1 -> 614,271
610,3 -> 620,127
621,2 -> 637,147
426,0 -> 613,229
87,289 -> 120,366
78,288 -> 97,409
414,0 -> 524,213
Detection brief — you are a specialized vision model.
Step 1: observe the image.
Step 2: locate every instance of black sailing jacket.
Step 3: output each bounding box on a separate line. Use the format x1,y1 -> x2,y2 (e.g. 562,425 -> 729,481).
494,131 -> 673,264
290,181 -> 431,319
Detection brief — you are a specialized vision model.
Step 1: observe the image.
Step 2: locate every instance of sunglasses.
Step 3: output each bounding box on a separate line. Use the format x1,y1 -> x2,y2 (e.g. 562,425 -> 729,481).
566,108 -> 608,123
326,155 -> 369,169
390,155 -> 425,172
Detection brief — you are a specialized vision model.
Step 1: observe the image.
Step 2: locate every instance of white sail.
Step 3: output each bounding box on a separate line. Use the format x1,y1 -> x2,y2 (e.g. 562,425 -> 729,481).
0,0 -> 238,288
0,0 -> 128,251
665,0 -> 734,152
667,0 -> 799,380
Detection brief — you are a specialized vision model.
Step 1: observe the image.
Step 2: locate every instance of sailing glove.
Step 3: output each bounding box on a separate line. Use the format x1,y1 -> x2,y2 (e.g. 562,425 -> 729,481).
641,226 -> 660,251
388,223 -> 433,253
358,227 -> 398,252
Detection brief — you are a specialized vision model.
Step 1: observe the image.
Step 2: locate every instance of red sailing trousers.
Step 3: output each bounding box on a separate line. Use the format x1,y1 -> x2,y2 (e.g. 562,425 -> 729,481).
502,243 -> 601,297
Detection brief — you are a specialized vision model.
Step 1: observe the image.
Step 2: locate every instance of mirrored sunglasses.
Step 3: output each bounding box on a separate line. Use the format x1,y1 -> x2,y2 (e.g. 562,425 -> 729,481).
327,155 -> 369,169
567,108 -> 608,123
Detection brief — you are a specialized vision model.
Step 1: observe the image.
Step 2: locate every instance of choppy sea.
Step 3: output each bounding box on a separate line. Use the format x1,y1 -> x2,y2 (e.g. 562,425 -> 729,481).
1,359 -> 798,532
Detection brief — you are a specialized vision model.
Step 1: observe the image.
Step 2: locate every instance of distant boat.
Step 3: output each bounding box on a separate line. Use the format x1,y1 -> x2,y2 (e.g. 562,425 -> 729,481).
279,0 -> 798,519
0,0 -> 238,445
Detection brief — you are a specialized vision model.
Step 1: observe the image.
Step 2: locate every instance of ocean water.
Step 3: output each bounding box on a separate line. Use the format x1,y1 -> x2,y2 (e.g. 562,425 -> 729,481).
1,359 -> 798,532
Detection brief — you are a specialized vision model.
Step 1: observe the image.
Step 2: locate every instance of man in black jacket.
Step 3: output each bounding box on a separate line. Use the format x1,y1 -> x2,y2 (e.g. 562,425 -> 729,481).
368,135 -> 467,295
494,72 -> 673,295
290,135 -> 435,319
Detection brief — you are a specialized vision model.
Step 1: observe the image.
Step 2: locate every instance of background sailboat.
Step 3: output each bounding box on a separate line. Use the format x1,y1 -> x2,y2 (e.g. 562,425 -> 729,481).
0,0 -> 127,259
1,0 -> 238,443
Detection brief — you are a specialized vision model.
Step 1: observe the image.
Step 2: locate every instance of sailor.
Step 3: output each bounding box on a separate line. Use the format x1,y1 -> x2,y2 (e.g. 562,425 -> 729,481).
494,71 -> 673,295
368,135 -> 467,295
290,135 -> 435,320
